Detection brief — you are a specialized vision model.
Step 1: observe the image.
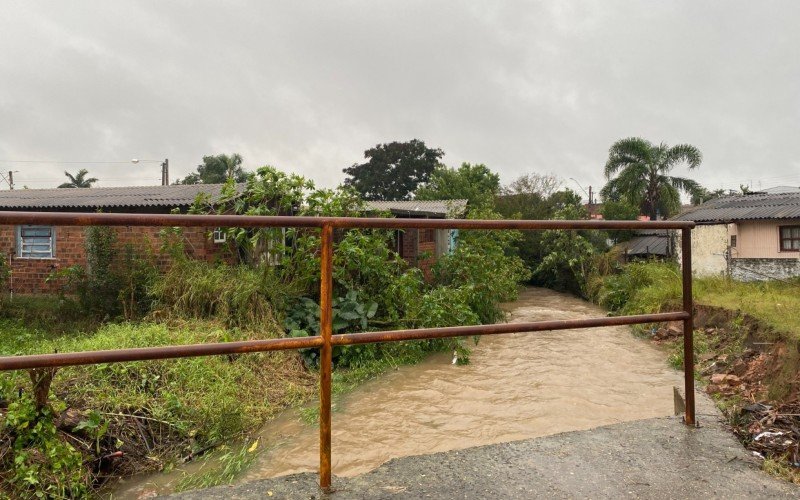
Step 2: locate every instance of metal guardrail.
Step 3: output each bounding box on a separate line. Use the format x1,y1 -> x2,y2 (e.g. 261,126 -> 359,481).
0,212 -> 696,489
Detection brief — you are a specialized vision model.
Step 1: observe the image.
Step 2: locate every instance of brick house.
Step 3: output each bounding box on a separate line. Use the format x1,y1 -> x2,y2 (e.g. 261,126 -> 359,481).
673,192 -> 800,280
364,200 -> 467,278
0,185 -> 465,294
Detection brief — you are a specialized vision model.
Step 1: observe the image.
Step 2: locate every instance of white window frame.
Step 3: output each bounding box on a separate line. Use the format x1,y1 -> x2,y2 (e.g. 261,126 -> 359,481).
17,225 -> 56,259
212,228 -> 227,244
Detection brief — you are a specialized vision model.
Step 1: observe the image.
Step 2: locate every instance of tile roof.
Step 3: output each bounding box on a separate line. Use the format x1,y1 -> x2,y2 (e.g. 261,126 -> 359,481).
0,184 -> 233,210
365,199 -> 467,217
672,192 -> 800,223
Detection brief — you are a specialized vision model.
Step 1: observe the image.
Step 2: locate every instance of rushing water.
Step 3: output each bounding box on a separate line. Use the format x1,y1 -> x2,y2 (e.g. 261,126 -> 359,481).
112,288 -> 683,497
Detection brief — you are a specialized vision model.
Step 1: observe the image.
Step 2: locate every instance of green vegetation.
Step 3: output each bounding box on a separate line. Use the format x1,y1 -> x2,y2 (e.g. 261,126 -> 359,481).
58,169 -> 98,189
342,139 -> 444,201
1,164 -> 530,497
592,260 -> 800,342
600,137 -> 703,220
176,153 -> 250,185
694,277 -> 800,342
415,162 -> 500,208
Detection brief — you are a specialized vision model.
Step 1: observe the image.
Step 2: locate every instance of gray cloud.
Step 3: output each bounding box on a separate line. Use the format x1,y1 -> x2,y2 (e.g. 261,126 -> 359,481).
1,1 -> 798,195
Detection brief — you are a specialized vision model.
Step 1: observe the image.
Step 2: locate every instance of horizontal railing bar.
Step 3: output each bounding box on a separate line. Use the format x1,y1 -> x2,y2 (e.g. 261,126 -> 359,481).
0,336 -> 324,371
0,211 -> 695,230
331,312 -> 690,346
0,312 -> 689,371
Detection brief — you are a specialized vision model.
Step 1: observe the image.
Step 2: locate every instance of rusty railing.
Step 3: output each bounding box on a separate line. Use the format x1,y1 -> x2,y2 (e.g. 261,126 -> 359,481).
0,212 -> 696,489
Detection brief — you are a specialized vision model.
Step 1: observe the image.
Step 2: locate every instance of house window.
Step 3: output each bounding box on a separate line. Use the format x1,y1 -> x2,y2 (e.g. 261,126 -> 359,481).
213,228 -> 227,243
780,226 -> 800,251
730,235 -> 737,248
17,226 -> 55,258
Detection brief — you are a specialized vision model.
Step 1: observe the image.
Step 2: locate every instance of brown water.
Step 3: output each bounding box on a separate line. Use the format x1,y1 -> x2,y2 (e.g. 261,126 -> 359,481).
112,288 -> 682,497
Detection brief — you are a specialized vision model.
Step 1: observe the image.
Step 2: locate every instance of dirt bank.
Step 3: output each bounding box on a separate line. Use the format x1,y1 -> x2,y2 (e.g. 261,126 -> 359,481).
653,304 -> 800,482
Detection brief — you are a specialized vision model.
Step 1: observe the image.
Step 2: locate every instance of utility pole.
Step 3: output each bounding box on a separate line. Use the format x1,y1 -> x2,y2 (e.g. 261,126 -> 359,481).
161,159 -> 169,186
0,170 -> 17,190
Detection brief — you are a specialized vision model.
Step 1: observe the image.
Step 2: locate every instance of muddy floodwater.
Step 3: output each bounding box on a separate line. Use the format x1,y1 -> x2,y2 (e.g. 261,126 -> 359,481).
113,288 -> 683,497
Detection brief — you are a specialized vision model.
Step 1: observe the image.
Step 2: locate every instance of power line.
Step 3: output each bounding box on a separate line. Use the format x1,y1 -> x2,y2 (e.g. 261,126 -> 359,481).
0,160 -> 136,164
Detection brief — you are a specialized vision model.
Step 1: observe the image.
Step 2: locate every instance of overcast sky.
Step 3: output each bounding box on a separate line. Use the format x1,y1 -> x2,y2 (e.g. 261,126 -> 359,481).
1,1 -> 798,197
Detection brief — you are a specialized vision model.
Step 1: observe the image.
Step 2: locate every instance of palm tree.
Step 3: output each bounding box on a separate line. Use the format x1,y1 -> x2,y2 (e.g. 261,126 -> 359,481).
58,169 -> 98,188
600,137 -> 703,220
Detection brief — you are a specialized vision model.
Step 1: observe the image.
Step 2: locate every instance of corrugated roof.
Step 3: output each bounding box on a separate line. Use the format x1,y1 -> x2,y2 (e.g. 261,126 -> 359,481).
365,199 -> 467,217
672,192 -> 800,223
625,234 -> 670,256
763,185 -> 800,194
0,184 -> 234,210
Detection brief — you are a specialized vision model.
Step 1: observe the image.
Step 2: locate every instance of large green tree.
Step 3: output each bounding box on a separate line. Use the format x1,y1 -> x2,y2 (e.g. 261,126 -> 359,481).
342,139 -> 443,200
415,162 -> 500,208
600,137 -> 703,220
177,153 -> 249,184
58,169 -> 98,188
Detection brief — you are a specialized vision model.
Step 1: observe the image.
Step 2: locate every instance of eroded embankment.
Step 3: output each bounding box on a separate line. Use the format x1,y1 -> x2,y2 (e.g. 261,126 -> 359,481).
653,304 -> 800,481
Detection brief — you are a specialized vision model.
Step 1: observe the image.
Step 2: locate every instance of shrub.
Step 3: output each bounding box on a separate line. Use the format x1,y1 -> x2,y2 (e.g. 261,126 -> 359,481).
47,226 -> 158,320
433,208 -> 530,323
0,377 -> 90,498
0,254 -> 9,291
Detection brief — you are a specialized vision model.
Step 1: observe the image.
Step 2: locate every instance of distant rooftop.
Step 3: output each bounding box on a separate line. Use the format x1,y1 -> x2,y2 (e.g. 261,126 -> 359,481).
365,199 -> 467,217
762,185 -> 800,194
673,192 -> 800,223
0,185 -> 466,218
625,230 -> 671,257
0,184 -> 232,210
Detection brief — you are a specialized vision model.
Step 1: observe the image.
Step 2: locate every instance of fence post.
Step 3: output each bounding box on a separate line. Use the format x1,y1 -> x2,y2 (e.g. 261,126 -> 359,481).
681,227 -> 696,425
319,223 -> 334,488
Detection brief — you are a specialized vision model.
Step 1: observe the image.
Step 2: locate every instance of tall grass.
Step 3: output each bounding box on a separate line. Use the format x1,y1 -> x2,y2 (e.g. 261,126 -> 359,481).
594,261 -> 682,315
694,277 -> 800,342
594,260 -> 800,342
150,260 -> 300,329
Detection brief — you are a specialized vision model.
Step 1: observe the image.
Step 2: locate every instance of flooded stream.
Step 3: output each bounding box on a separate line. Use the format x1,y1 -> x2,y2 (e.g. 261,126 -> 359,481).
113,288 -> 683,497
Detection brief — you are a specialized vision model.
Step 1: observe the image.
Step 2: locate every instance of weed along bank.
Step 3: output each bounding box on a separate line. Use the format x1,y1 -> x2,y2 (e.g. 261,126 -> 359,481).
0,184 -> 464,295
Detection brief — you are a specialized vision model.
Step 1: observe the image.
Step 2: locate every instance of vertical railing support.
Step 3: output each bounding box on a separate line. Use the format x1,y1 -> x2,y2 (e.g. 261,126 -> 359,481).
319,223 -> 334,489
681,227 -> 696,426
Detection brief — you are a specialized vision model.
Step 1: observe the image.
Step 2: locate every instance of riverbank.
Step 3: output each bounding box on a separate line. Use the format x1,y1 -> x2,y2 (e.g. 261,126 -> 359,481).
593,262 -> 800,483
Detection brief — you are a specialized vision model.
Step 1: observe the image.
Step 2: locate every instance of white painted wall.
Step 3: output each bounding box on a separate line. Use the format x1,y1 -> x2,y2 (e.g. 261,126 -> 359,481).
676,224 -> 729,276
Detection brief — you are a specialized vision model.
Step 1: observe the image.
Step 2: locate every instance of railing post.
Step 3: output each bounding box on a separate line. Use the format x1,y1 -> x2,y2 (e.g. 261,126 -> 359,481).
681,227 -> 696,426
319,223 -> 334,489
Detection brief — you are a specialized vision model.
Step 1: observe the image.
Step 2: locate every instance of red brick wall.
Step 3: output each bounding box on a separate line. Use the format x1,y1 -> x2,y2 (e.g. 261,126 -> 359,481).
417,241 -> 437,279
397,229 -> 438,280
0,225 -> 232,295
0,222 -> 443,294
